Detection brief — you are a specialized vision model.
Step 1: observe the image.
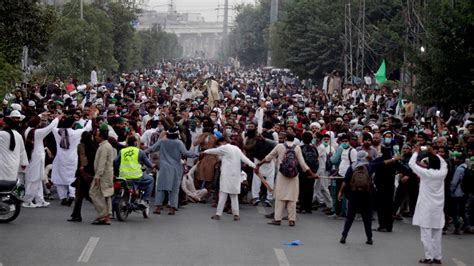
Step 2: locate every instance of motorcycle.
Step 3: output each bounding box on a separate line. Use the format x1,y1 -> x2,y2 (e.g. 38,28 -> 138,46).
0,179 -> 23,223
112,178 -> 149,221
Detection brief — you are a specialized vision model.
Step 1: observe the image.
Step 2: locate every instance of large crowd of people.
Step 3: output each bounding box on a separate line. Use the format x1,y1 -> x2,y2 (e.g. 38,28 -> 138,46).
1,60 -> 473,264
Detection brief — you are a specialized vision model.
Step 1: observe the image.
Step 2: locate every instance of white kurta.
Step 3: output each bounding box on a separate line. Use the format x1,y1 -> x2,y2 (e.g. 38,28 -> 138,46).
24,118 -> 59,183
51,121 -> 92,186
409,152 -> 448,229
204,144 -> 256,194
0,130 -> 28,182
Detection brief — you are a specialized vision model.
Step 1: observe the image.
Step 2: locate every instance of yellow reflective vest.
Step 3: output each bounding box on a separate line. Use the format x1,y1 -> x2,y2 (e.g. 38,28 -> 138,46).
119,147 -> 142,179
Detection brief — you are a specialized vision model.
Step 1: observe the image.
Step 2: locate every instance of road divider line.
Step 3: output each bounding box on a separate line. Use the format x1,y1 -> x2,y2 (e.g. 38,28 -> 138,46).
78,237 -> 100,263
452,258 -> 466,266
274,248 -> 290,266
257,206 -> 267,215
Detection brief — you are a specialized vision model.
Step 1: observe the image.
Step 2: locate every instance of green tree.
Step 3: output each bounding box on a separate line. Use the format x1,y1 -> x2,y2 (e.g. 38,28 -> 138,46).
0,0 -> 57,97
0,1 -> 57,64
228,1 -> 270,66
45,18 -> 101,80
412,1 -> 474,106
106,3 -> 138,72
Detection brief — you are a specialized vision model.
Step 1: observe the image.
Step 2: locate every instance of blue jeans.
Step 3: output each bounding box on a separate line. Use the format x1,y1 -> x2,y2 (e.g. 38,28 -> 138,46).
129,175 -> 154,201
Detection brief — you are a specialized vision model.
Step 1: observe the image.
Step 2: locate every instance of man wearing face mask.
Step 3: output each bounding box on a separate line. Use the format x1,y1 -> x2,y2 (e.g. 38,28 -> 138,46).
330,135 -> 358,217
371,131 -> 403,232
315,134 -> 334,214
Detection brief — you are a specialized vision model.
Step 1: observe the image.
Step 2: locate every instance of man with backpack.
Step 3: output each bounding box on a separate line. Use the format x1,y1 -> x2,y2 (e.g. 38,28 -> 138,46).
338,151 -> 374,245
256,133 -> 317,226
298,132 -> 319,214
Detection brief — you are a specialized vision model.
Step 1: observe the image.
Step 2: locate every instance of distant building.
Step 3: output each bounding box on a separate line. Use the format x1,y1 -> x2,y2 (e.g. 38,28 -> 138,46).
138,10 -> 226,59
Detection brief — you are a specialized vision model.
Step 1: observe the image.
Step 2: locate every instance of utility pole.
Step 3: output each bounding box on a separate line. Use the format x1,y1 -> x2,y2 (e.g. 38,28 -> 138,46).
343,0 -> 353,84
355,0 -> 365,82
223,0 -> 229,36
222,0 -> 229,60
80,0 -> 83,20
267,0 -> 278,66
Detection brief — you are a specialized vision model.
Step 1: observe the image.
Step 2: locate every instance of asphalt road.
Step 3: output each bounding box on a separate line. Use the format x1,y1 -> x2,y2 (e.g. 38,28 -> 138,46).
0,200 -> 473,266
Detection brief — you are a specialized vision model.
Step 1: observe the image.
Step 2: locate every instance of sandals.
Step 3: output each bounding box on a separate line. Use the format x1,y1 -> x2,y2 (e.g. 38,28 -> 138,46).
153,207 -> 161,215
233,215 -> 240,221
211,215 -> 220,220
289,221 -> 296,227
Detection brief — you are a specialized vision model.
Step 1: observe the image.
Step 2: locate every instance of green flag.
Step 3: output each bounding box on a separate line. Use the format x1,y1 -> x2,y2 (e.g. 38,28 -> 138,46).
375,59 -> 387,85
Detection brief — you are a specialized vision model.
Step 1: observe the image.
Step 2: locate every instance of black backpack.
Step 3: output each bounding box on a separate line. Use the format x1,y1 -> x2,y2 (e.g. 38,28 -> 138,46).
301,144 -> 319,173
254,138 -> 277,161
461,166 -> 474,194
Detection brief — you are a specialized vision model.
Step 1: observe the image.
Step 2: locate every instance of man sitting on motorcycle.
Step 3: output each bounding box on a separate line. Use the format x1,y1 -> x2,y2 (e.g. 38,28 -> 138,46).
114,136 -> 154,207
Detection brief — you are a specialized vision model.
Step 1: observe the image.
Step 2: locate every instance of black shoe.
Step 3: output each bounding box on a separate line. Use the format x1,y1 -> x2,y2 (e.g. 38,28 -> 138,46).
66,197 -> 74,207
366,239 -> 373,245
265,212 -> 274,219
61,198 -> 68,206
339,236 -> 346,244
67,217 -> 82,222
373,227 -> 388,232
432,259 -> 442,264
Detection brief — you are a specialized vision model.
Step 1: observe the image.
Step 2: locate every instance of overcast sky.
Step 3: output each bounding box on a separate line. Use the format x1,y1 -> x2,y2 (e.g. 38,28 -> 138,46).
144,0 -> 257,22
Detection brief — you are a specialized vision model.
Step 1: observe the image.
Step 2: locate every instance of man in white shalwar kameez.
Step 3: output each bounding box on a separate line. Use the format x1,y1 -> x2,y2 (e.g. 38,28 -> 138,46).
23,114 -> 62,208
0,117 -> 28,183
408,145 -> 448,265
204,138 -> 256,221
52,117 -> 92,205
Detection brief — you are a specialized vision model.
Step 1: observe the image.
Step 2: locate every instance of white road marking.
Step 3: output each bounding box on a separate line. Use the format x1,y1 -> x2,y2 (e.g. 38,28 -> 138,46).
452,258 -> 466,266
78,237 -> 100,263
274,248 -> 290,266
257,206 -> 267,215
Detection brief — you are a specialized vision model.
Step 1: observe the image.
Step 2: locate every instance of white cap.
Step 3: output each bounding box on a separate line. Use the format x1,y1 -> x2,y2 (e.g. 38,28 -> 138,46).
28,100 -> 36,107
9,110 -> 25,121
310,122 -> 321,129
11,103 -> 21,111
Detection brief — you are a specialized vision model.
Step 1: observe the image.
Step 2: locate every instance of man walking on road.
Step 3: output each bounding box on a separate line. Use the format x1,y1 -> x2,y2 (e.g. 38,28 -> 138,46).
90,125 -> 116,225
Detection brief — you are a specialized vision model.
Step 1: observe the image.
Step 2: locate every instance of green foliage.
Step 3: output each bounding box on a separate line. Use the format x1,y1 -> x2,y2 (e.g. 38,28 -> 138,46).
0,1 -> 57,97
139,25 -> 182,68
0,53 -> 22,100
42,3 -> 181,82
231,0 -> 406,79
412,1 -> 474,106
106,3 -> 138,73
0,1 -> 58,64
271,0 -> 344,78
45,18 -> 101,80
228,0 -> 270,66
